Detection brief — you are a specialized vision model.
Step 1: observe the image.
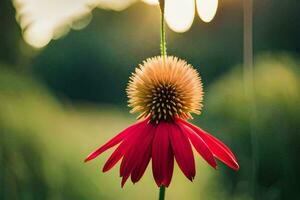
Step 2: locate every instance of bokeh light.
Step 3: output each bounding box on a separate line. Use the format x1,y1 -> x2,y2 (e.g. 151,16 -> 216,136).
23,23 -> 52,48
165,0 -> 195,33
142,0 -> 159,5
196,0 -> 218,23
13,0 -> 137,48
13,0 -> 219,48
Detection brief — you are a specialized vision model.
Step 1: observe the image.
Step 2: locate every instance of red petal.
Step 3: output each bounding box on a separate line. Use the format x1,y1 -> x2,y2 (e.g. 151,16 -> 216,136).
102,140 -> 129,172
84,119 -> 147,162
179,123 -> 217,169
121,174 -> 130,188
152,122 -> 174,187
131,125 -> 155,183
178,118 -> 239,171
169,123 -> 195,181
131,149 -> 151,184
205,132 -> 237,160
119,131 -> 141,177
120,122 -> 152,187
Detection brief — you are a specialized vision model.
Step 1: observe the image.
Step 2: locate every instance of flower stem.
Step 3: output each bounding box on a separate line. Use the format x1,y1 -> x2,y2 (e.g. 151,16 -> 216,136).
159,186 -> 166,200
159,0 -> 167,57
158,3 -> 166,198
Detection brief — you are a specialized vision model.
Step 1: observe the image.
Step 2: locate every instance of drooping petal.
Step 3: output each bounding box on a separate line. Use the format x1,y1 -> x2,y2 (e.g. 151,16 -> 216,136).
169,123 -> 195,181
152,122 -> 174,187
119,130 -> 144,187
178,118 -> 239,170
165,0 -> 195,32
120,121 -> 154,187
131,148 -> 151,183
84,118 -> 147,162
179,123 -> 217,169
102,140 -> 129,172
131,124 -> 156,183
121,173 -> 130,188
204,132 -> 237,160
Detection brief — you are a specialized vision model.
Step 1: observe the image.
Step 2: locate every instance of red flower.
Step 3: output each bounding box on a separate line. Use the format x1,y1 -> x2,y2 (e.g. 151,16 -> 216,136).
85,117 -> 239,187
85,56 -> 239,187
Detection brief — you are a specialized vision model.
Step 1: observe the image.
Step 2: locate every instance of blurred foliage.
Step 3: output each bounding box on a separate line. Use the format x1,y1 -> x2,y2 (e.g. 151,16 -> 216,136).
196,53 -> 300,200
1,0 -> 300,199
1,54 -> 299,199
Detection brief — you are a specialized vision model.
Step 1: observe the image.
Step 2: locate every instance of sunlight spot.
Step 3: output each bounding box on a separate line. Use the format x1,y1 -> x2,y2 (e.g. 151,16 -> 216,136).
165,0 -> 195,33
142,0 -> 159,5
23,23 -> 52,48
196,0 -> 218,23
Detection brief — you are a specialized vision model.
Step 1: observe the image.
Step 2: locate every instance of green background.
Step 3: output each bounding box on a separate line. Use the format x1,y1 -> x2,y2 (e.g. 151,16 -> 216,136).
0,0 -> 300,199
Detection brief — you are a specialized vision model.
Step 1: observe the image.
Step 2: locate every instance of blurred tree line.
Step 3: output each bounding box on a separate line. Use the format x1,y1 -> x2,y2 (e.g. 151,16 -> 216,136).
1,0 -> 299,105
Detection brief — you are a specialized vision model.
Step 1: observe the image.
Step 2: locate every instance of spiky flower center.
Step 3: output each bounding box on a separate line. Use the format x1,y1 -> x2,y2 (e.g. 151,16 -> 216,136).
127,56 -> 203,123
148,83 -> 182,123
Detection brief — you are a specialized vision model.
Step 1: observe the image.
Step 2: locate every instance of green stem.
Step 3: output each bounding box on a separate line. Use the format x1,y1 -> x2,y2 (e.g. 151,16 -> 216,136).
159,0 -> 167,57
158,3 -> 167,199
159,186 -> 166,200
158,2 -> 167,200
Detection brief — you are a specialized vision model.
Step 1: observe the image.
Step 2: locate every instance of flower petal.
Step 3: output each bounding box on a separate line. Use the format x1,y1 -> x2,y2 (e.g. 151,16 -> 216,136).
120,137 -> 141,187
169,123 -> 195,181
178,118 -> 239,170
84,119 -> 147,162
102,140 -> 129,172
120,121 -> 153,187
131,124 -> 156,183
131,149 -> 151,183
179,123 -> 217,169
152,122 -> 174,187
204,132 -> 237,161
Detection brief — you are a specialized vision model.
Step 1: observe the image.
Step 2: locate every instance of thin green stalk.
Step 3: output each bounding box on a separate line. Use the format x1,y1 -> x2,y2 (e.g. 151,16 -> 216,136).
159,186 -> 166,200
159,0 -> 167,57
158,2 -> 167,200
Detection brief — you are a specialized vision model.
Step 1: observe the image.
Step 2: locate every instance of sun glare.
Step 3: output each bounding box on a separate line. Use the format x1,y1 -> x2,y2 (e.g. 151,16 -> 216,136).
23,23 -> 52,48
15,0 -> 219,48
165,0 -> 195,32
196,0 -> 218,23
142,0 -> 159,5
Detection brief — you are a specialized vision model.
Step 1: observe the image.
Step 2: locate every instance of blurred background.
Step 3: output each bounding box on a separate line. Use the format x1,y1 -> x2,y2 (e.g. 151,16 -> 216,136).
0,0 -> 299,199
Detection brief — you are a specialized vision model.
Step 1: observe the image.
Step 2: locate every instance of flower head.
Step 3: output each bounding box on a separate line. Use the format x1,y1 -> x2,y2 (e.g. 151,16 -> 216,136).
85,56 -> 239,187
127,56 -> 203,123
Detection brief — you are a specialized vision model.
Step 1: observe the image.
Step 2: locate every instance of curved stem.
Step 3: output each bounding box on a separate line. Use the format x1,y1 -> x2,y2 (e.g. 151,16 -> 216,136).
159,186 -> 166,200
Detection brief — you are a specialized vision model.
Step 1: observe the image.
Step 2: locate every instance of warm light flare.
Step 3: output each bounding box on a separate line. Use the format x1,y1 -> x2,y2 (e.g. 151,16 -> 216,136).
13,0 -> 138,48
14,0 -> 220,48
165,0 -> 195,33
142,0 -> 159,5
196,0 -> 218,23
23,23 -> 52,48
